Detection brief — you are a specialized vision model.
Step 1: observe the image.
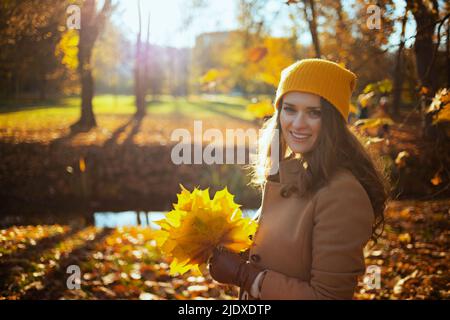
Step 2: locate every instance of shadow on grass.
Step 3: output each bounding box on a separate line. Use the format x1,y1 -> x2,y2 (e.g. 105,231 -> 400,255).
189,101 -> 254,125
0,98 -> 76,114
49,112 -> 145,147
103,113 -> 145,147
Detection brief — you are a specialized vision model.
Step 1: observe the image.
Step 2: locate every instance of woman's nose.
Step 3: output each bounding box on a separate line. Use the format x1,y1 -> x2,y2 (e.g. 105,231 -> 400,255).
292,112 -> 308,128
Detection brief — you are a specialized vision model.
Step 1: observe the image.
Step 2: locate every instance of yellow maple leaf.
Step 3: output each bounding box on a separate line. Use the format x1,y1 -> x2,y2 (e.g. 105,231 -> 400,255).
154,185 -> 258,276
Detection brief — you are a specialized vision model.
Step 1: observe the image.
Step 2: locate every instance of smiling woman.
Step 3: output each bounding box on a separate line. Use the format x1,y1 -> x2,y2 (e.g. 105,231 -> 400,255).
207,58 -> 389,300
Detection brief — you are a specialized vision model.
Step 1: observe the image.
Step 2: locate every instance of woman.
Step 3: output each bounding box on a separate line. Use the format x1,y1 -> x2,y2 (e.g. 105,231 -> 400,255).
208,59 -> 389,300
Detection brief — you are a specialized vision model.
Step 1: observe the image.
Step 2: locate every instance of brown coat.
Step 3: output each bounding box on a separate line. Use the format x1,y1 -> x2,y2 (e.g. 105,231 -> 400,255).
240,157 -> 374,300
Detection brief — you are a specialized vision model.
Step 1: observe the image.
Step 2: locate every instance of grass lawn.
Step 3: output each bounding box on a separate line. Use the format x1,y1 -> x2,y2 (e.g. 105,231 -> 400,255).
0,95 -> 261,145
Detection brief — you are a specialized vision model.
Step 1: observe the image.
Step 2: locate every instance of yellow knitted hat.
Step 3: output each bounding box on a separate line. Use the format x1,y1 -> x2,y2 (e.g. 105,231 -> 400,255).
274,58 -> 357,120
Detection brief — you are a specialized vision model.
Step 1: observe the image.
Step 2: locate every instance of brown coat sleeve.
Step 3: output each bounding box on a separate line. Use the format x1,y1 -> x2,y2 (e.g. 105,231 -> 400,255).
259,174 -> 374,300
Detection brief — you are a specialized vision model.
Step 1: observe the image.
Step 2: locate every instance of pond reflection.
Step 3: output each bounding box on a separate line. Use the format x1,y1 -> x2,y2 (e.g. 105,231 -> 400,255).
94,211 -> 165,229
94,209 -> 258,229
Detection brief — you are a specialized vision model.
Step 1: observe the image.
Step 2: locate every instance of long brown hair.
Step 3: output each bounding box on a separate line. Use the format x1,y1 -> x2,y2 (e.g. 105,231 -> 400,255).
249,97 -> 390,243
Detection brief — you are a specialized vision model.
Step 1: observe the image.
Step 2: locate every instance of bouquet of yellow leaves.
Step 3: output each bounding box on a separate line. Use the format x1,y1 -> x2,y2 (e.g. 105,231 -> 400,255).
154,185 -> 258,276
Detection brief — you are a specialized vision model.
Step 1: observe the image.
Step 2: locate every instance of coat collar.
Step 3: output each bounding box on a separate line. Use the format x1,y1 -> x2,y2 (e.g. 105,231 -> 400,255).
274,155 -> 304,185
275,156 -> 353,187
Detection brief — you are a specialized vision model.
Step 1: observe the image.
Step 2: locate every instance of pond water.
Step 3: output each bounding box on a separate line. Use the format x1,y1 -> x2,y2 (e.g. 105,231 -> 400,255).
94,209 -> 258,229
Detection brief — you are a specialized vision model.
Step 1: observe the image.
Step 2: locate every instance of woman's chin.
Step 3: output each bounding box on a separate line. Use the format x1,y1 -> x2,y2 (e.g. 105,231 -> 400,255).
287,142 -> 313,154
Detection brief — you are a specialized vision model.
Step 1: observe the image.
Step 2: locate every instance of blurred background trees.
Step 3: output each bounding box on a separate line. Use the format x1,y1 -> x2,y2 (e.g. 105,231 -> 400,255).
0,0 -> 71,100
0,0 -> 448,198
1,0 -> 448,113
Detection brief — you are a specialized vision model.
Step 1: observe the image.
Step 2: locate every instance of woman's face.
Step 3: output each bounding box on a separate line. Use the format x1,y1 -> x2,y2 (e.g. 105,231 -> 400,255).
279,91 -> 322,154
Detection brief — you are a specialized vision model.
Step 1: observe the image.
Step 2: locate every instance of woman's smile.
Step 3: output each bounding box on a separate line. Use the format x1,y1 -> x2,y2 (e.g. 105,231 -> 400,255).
290,131 -> 312,141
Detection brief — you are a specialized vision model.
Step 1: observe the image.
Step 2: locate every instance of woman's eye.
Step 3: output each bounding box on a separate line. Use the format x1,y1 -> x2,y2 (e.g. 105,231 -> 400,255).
283,106 -> 295,112
309,110 -> 321,117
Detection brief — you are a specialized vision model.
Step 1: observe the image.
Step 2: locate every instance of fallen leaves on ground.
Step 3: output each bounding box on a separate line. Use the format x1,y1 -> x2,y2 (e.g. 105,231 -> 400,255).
0,225 -> 68,257
0,226 -> 238,300
0,199 -> 448,300
355,200 -> 449,300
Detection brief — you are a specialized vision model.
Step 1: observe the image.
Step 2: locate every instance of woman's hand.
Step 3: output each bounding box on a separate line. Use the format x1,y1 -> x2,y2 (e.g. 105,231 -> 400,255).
208,247 -> 263,293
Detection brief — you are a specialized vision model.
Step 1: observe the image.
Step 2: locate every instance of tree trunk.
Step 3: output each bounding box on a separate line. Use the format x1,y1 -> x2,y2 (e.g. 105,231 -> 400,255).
79,65 -> 97,128
134,0 -> 148,118
392,9 -> 408,117
134,34 -> 145,117
334,0 -> 348,64
302,0 -> 321,58
406,0 -> 440,139
72,0 -> 111,132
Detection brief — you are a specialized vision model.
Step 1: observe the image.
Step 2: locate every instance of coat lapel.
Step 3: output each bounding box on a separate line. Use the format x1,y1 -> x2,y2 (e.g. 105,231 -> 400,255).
278,156 -> 304,185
